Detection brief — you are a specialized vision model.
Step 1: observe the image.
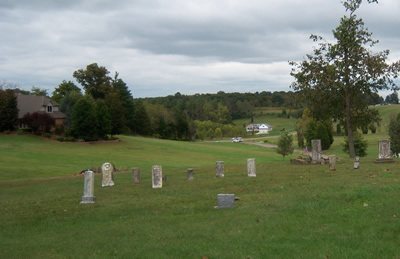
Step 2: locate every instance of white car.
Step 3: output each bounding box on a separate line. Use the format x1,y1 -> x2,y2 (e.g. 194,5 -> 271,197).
232,137 -> 243,143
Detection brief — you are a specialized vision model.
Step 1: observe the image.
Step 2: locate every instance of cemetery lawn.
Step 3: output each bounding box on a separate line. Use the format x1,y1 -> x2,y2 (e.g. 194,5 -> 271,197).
1,135 -> 400,258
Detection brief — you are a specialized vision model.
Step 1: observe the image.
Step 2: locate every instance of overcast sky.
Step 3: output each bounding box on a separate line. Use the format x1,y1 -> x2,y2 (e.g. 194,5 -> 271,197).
1,0 -> 399,98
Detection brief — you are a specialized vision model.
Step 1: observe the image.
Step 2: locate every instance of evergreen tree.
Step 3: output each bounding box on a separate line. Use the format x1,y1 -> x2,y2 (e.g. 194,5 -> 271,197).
71,97 -> 97,141
388,113 -> 400,157
0,89 -> 18,131
95,99 -> 112,139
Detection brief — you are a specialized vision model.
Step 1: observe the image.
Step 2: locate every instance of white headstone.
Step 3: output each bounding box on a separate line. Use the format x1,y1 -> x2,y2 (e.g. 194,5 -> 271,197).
247,158 -> 256,177
101,162 -> 114,187
311,139 -> 322,162
329,155 -> 336,171
378,140 -> 391,159
216,161 -> 224,178
152,165 -> 162,188
187,168 -> 194,181
132,168 -> 140,184
81,170 -> 95,204
354,156 -> 360,169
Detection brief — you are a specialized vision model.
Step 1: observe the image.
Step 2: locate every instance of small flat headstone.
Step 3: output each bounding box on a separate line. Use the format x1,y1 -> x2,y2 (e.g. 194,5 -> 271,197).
217,194 -> 235,209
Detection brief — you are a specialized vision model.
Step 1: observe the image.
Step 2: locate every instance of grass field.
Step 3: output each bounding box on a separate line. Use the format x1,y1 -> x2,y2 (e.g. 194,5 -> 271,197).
1,104 -> 400,258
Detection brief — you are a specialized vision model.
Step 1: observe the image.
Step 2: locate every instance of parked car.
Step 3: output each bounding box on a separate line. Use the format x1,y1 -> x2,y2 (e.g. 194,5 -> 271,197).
232,137 -> 243,143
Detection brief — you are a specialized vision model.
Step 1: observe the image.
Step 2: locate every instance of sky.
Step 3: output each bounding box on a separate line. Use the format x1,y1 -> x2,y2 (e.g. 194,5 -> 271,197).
1,0 -> 399,98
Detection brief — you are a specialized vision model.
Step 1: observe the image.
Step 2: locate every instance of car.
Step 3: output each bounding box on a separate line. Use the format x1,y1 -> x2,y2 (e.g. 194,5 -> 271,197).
232,137 -> 243,143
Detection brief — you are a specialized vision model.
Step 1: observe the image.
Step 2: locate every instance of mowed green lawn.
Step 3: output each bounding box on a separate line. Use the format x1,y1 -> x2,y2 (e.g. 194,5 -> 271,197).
1,133 -> 400,258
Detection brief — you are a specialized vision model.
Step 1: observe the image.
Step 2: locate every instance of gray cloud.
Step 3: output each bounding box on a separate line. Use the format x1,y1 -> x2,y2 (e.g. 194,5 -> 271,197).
0,0 -> 399,97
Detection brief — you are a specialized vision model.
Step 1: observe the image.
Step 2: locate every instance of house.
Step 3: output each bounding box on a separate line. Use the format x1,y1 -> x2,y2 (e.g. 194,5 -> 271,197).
246,123 -> 273,134
16,93 -> 66,129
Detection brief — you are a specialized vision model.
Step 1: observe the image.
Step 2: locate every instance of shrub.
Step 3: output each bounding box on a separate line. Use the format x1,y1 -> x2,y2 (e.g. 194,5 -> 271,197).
388,113 -> 400,157
276,131 -> 294,159
342,131 -> 368,157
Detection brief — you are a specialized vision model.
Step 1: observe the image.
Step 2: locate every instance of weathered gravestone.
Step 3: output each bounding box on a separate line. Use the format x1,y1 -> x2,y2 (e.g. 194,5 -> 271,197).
217,194 -> 235,209
329,155 -> 336,171
247,158 -> 256,177
375,139 -> 394,163
101,162 -> 114,187
80,170 -> 96,204
187,168 -> 194,181
311,139 -> 322,163
152,165 -> 162,188
354,156 -> 360,169
132,168 -> 140,184
216,161 -> 224,178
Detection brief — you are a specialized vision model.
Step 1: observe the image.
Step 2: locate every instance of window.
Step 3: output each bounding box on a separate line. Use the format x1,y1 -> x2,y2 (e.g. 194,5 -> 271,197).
47,105 -> 53,113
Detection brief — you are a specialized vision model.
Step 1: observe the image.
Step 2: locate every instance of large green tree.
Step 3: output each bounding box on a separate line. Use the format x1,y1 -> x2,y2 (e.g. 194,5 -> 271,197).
290,0 -> 400,158
52,80 -> 81,103
71,97 -> 98,141
73,63 -> 112,99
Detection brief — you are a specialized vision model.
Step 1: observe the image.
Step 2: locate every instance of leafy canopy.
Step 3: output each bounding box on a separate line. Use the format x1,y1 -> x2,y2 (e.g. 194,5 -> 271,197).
290,0 -> 400,157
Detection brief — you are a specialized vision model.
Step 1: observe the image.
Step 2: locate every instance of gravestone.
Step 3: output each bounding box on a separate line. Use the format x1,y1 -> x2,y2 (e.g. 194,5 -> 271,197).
354,156 -> 360,169
216,161 -> 224,178
187,168 -> 194,181
375,140 -> 394,163
101,162 -> 114,187
311,139 -> 322,163
329,155 -> 336,171
247,158 -> 256,177
132,168 -> 140,184
217,194 -> 235,209
80,170 -> 95,204
152,165 -> 162,188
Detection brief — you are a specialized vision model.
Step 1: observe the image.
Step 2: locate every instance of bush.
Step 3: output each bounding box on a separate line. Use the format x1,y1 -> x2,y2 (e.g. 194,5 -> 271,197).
342,131 -> 368,157
305,120 -> 333,150
388,113 -> 400,157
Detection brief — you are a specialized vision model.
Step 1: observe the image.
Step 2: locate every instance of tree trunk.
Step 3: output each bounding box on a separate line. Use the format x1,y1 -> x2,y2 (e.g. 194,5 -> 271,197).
345,90 -> 356,158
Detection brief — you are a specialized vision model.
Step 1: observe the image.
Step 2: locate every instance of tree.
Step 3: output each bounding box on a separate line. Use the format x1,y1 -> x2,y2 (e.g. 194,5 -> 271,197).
71,97 -> 98,141
30,86 -> 48,97
385,91 -> 399,104
73,63 -> 112,99
0,89 -> 18,131
388,113 -> 400,157
290,0 -> 400,158
52,80 -> 81,103
59,90 -> 83,128
95,99 -> 112,139
112,74 -> 136,133
276,131 -> 294,160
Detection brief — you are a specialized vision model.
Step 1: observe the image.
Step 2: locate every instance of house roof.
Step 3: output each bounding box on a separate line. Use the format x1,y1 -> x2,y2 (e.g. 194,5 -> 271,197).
16,93 -> 66,119
246,123 -> 272,128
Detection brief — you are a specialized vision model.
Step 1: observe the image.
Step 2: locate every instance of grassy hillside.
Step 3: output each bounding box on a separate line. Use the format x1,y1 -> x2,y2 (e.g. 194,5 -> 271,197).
0,135 -> 285,181
1,135 -> 399,258
1,103 -> 400,258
